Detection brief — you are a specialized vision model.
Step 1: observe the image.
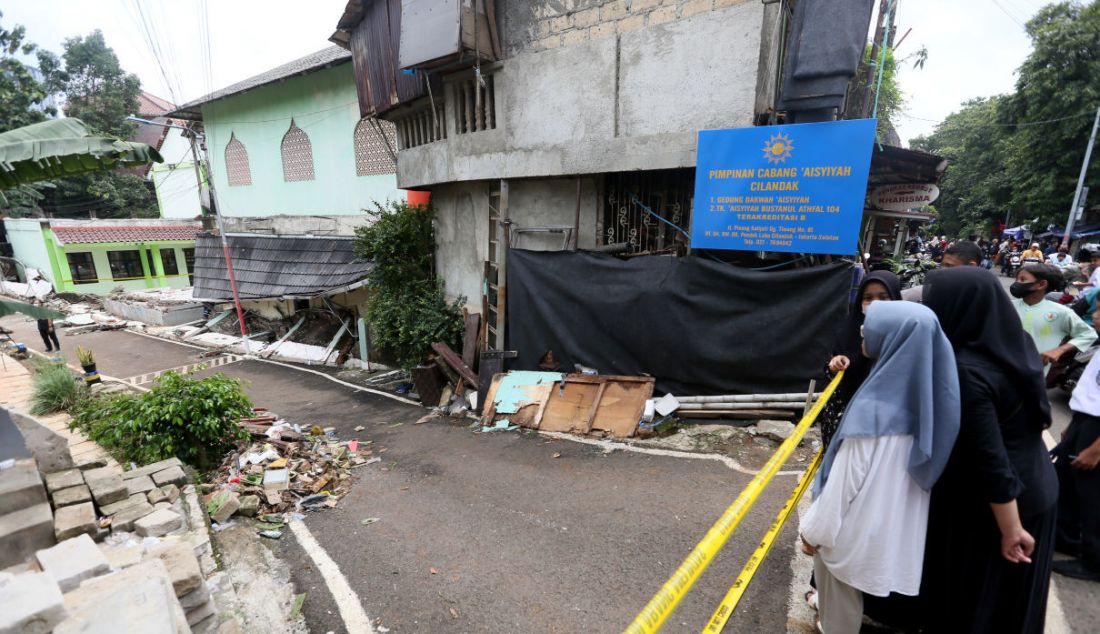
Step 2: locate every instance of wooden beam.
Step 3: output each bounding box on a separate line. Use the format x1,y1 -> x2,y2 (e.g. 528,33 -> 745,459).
431,341 -> 478,387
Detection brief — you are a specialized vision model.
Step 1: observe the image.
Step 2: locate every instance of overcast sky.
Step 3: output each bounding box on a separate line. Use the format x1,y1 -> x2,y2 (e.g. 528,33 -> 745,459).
5,0 -> 1046,145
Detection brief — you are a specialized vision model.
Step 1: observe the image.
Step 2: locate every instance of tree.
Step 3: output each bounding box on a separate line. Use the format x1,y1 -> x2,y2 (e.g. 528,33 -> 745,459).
0,11 -> 54,132
41,31 -> 156,218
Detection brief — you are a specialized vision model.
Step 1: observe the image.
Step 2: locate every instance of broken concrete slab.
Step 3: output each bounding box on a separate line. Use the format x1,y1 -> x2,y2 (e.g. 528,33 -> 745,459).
146,541 -> 203,597
185,598 -> 216,627
44,469 -> 84,495
162,483 -> 181,504
108,501 -> 155,533
8,410 -> 75,475
0,459 -> 48,510
0,571 -> 68,634
134,508 -> 183,537
73,458 -> 107,471
54,502 -> 96,541
52,485 -> 92,508
98,493 -> 146,516
35,534 -> 110,592
126,475 -> 157,496
57,559 -> 186,634
152,465 -> 187,487
235,495 -> 259,518
98,543 -> 143,570
147,486 -> 168,505
83,471 -> 127,507
751,419 -> 796,443
119,457 -> 183,481
0,502 -> 55,569
178,580 -> 210,610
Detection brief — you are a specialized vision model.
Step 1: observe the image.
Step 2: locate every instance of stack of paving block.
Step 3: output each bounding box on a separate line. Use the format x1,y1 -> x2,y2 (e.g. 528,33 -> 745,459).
43,457 -> 191,540
0,459 -> 55,569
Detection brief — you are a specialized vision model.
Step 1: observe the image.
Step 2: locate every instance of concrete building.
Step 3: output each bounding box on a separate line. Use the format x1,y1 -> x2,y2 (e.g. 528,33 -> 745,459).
331,0 -> 785,333
3,218 -> 200,295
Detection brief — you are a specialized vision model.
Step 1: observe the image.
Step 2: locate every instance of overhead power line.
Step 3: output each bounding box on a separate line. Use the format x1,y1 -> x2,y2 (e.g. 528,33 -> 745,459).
896,109 -> 1098,128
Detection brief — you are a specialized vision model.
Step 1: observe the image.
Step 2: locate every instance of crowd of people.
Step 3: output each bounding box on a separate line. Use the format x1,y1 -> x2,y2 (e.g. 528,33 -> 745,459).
803,256 -> 1100,634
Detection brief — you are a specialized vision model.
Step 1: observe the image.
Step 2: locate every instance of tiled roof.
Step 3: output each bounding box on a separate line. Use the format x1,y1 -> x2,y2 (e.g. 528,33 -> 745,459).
52,225 -> 202,245
138,91 -> 176,117
192,233 -> 374,300
170,47 -> 352,120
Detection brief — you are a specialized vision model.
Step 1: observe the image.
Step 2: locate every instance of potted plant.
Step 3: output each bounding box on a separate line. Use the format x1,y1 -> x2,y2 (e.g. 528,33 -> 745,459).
75,345 -> 101,385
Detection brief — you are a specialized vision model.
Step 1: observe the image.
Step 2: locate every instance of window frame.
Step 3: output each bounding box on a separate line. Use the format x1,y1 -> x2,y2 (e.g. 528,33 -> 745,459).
65,252 -> 97,285
159,248 -> 180,276
106,249 -> 145,281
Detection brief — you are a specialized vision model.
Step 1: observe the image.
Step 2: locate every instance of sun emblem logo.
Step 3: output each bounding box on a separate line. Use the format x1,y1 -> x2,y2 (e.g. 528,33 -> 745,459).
762,133 -> 794,164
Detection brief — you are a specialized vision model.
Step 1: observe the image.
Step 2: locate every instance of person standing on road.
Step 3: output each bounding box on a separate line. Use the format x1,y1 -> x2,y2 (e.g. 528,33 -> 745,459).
821,270 -> 902,448
1053,306 -> 1100,583
1011,264 -> 1097,375
919,267 -> 1058,634
36,301 -> 60,353
800,302 -> 961,634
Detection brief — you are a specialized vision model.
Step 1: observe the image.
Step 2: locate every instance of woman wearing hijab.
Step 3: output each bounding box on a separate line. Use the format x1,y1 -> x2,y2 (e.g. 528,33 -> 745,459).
920,266 -> 1058,633
820,270 -> 902,448
800,301 -> 961,633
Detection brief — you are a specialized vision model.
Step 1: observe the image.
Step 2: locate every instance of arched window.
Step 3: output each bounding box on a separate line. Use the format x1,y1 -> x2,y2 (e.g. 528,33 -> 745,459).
354,118 -> 397,176
280,119 -> 315,182
224,132 -> 252,186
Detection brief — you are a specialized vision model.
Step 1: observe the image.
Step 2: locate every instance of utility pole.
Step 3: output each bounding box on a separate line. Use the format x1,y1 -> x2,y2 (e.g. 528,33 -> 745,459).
1061,105 -> 1100,249
861,0 -> 893,119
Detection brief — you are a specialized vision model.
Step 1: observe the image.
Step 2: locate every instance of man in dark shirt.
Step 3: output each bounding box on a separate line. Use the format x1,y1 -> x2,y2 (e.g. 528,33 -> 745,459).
35,301 -> 60,353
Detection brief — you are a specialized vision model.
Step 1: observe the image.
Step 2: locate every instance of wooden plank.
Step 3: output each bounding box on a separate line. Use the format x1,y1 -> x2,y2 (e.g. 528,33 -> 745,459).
262,316 -> 306,358
461,313 -> 481,369
479,373 -> 504,425
590,378 -> 655,439
538,381 -> 598,434
431,341 -> 478,387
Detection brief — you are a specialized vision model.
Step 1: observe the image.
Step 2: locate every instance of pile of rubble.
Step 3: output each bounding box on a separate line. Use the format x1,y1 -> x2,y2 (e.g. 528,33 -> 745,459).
202,409 -> 372,531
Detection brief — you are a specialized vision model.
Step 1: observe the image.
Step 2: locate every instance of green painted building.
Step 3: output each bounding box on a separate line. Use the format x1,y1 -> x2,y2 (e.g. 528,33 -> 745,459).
3,218 -> 200,295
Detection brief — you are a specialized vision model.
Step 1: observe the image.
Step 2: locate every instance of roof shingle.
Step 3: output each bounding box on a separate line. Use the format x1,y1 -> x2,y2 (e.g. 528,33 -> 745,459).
52,225 -> 202,245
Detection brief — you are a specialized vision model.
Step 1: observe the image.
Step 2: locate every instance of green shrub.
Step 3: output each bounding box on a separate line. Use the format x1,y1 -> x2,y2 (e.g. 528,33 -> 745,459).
71,371 -> 252,468
354,201 -> 465,368
30,363 -> 85,415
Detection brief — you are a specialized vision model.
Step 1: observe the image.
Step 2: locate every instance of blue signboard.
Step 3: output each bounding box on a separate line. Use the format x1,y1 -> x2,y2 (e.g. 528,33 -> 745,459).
691,119 -> 877,255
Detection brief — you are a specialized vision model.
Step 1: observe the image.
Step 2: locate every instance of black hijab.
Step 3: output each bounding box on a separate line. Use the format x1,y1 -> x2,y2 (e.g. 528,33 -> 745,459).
923,266 -> 1052,429
834,269 -> 903,400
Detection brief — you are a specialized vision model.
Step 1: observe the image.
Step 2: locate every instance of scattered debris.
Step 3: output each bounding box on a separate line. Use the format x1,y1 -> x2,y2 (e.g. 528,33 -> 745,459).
354,425 -> 365,432
360,518 -> 380,526
290,593 -> 307,621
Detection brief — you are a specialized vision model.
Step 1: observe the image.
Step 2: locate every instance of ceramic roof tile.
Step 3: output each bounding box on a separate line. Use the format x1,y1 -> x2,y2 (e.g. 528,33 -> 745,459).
52,225 -> 202,245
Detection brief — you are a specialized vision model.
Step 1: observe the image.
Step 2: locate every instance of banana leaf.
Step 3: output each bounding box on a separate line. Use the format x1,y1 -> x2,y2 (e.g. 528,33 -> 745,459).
0,118 -> 163,189
0,298 -> 66,320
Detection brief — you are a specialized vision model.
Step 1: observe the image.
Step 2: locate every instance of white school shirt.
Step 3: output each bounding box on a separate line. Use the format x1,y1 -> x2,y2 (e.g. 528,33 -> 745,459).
800,435 -> 929,597
1070,350 -> 1100,416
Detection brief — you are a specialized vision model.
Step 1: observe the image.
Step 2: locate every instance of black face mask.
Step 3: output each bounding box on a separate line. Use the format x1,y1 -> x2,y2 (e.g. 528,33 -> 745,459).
1010,281 -> 1036,298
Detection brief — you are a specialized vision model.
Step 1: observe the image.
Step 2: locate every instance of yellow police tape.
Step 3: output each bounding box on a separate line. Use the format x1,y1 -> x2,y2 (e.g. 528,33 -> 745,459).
621,371 -> 842,634
701,447 -> 824,633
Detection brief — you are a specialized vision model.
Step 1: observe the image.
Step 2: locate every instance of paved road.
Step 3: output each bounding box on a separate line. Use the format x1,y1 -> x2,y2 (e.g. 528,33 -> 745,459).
1,317 -> 804,633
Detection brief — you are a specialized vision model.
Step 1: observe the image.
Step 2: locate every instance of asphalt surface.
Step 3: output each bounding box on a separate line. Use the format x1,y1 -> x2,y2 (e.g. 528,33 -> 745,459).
1,319 -> 802,633
6,299 -> 1097,632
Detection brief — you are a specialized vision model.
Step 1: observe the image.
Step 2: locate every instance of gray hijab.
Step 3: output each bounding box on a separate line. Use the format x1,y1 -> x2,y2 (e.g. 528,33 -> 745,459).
815,301 -> 961,495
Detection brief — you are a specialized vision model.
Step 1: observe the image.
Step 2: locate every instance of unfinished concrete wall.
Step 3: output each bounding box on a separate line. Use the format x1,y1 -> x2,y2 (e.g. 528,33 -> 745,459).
220,215 -> 370,238
432,177 -> 599,310
394,0 -> 765,188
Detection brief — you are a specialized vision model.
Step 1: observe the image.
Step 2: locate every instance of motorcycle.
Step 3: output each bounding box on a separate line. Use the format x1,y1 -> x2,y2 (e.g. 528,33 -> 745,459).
1002,249 -> 1022,277
898,256 -> 938,289
1049,344 -> 1098,392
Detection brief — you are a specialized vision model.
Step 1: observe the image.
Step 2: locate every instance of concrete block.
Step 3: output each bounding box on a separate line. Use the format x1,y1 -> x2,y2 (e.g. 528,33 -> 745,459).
52,484 -> 92,508
57,559 -> 184,634
35,534 -> 110,592
206,491 -> 239,524
108,501 -> 155,533
84,472 -> 127,507
99,543 -> 143,570
155,501 -> 172,511
74,458 -> 107,471
146,541 -> 202,597
0,571 -> 68,634
216,617 -> 241,634
98,492 -> 146,516
0,502 -> 55,569
44,469 -> 84,495
0,460 -> 47,511
134,508 -> 183,537
148,486 -> 168,505
178,581 -> 210,610
152,465 -> 187,487
162,483 -> 181,503
8,410 -> 75,474
185,598 -> 215,627
53,502 -> 96,541
80,466 -> 118,483
235,495 -> 259,517
126,474 -> 157,496
120,457 -> 182,481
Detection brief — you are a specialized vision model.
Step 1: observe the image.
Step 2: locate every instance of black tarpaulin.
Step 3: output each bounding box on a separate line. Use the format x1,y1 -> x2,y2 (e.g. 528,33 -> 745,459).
506,250 -> 853,396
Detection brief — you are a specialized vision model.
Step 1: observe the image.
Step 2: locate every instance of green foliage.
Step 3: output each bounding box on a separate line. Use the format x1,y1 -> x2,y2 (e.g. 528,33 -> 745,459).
75,345 -> 95,366
71,371 -> 252,468
0,11 -> 54,133
848,45 -> 904,138
914,2 -> 1100,237
354,201 -> 465,368
30,362 -> 85,416
44,31 -> 140,138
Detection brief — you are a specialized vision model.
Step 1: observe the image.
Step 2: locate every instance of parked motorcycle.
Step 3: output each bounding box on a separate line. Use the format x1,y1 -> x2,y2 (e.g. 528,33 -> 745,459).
898,256 -> 938,289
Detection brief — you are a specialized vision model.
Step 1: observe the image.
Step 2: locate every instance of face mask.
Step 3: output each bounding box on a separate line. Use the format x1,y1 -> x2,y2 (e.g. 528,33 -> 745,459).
1010,282 -> 1036,298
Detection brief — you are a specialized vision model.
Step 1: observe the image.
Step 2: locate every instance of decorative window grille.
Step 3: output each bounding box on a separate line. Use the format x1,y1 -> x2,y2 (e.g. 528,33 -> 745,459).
454,73 -> 495,134
602,170 -> 695,255
395,101 -> 447,149
354,118 -> 397,176
224,133 -> 252,186
281,120 -> 315,182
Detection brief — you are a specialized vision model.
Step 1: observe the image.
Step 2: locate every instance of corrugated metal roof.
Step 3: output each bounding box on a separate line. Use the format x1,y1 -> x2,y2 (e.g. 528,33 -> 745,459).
170,47 -> 352,120
192,233 -> 374,300
53,225 -> 202,245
